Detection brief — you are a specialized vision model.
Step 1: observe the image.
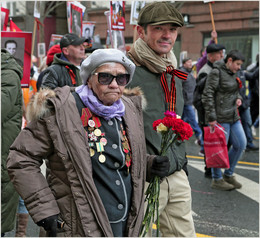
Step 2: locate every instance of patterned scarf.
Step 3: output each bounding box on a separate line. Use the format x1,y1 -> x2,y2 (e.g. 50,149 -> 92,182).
75,85 -> 125,120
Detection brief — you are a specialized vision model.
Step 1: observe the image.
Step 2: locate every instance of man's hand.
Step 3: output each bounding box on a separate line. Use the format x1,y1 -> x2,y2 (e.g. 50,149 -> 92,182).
151,156 -> 170,178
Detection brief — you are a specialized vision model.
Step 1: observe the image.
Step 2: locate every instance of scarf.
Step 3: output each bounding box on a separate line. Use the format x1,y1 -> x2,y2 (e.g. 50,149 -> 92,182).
128,38 -> 188,111
128,38 -> 178,73
75,85 -> 125,121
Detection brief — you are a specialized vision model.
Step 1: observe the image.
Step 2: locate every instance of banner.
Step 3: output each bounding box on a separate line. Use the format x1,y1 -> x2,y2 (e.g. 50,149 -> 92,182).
10,19 -> 22,32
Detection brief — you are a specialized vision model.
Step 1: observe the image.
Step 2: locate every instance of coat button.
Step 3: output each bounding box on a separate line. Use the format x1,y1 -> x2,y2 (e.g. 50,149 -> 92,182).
112,144 -> 118,149
108,120 -> 113,126
114,162 -> 120,168
115,180 -> 121,185
118,204 -> 123,210
62,156 -> 66,160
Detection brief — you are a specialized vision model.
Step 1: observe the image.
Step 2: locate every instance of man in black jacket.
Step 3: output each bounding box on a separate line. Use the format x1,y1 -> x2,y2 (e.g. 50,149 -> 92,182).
41,33 -> 87,90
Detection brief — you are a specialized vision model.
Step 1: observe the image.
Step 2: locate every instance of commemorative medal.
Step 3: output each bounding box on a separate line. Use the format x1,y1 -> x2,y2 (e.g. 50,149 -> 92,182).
99,154 -> 106,163
94,129 -> 102,137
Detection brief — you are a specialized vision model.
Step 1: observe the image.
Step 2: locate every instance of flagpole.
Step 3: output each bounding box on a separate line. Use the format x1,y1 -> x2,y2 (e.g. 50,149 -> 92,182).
31,19 -> 37,66
208,2 -> 218,43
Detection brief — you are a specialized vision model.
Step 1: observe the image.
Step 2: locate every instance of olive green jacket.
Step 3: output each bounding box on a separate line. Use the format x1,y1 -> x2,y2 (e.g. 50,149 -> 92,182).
202,60 -> 242,124
127,63 -> 187,175
1,49 -> 23,233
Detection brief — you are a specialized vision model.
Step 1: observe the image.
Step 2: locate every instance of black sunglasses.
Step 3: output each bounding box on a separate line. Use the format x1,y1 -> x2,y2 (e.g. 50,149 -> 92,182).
93,72 -> 130,86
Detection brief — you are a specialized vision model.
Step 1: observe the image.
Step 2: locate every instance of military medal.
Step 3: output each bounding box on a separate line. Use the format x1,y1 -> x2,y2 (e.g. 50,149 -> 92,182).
88,119 -> 95,127
100,137 -> 107,146
90,148 -> 95,157
94,128 -> 102,137
99,154 -> 106,163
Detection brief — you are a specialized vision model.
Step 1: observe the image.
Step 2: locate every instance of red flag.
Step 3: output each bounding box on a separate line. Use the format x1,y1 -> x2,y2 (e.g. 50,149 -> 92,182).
10,19 -> 22,32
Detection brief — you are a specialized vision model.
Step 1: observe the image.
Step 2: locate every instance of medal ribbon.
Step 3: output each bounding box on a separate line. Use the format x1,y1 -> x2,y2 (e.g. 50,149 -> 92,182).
160,66 -> 188,111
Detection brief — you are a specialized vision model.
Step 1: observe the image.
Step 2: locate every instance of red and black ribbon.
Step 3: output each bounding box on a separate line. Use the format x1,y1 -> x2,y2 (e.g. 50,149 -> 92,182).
160,65 -> 188,111
65,66 -> 76,85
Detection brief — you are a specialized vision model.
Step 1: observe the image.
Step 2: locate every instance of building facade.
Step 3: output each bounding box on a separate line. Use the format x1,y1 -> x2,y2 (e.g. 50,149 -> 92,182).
2,1 -> 259,68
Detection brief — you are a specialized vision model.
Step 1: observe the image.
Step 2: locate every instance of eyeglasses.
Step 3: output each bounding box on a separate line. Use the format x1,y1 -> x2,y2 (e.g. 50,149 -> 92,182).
93,72 -> 130,86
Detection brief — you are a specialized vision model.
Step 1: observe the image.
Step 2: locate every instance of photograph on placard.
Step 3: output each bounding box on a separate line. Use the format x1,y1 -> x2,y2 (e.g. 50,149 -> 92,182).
38,43 -> 46,58
33,0 -> 41,18
1,7 -> 9,31
1,31 -> 32,87
82,21 -> 95,43
130,1 -> 145,25
70,3 -> 82,37
49,34 -> 63,49
110,1 -> 125,31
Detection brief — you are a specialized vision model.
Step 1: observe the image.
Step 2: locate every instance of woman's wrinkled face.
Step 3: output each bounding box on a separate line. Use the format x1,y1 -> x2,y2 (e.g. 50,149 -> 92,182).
87,63 -> 126,106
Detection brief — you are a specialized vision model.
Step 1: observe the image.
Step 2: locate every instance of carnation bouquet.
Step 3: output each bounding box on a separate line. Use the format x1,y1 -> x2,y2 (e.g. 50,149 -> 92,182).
140,111 -> 193,237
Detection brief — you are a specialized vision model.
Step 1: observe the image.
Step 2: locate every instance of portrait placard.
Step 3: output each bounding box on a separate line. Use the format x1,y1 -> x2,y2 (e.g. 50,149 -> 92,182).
1,31 -> 32,87
70,3 -> 82,37
110,1 -> 125,31
130,1 -> 145,25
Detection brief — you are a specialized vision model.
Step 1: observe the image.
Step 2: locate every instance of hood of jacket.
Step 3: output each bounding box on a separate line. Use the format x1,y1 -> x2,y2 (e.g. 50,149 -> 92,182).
1,49 -> 23,79
52,52 -> 78,68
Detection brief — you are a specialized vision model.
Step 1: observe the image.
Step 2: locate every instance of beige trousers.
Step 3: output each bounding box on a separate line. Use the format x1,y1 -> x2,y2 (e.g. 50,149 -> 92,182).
145,170 -> 196,237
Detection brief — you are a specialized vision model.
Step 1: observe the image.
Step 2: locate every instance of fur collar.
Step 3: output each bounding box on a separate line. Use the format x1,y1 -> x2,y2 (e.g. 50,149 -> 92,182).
26,87 -> 146,123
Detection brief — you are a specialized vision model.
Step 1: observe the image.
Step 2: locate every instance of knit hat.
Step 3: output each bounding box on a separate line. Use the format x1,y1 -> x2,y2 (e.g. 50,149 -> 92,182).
46,44 -> 62,66
138,1 -> 184,27
80,49 -> 136,85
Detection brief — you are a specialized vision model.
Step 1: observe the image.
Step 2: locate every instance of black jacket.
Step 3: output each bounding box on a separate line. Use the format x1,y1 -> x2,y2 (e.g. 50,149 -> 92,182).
41,53 -> 82,89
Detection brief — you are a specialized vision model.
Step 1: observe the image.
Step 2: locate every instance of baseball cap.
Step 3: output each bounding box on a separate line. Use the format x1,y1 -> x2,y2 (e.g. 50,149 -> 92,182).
138,1 -> 184,27
206,43 -> 226,54
60,33 -> 87,49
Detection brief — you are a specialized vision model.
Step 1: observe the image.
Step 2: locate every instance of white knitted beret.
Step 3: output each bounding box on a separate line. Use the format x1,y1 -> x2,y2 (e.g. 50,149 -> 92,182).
80,48 -> 136,85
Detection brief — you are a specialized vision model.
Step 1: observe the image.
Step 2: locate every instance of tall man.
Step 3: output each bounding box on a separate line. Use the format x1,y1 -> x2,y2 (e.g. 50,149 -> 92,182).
41,33 -> 87,89
127,2 -> 196,237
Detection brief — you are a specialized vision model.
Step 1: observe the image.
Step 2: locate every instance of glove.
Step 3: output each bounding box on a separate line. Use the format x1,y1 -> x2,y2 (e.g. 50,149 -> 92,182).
37,214 -> 58,237
151,156 -> 170,178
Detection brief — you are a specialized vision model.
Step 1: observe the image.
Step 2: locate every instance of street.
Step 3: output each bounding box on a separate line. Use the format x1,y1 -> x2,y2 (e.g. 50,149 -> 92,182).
6,130 -> 259,237
186,130 -> 259,237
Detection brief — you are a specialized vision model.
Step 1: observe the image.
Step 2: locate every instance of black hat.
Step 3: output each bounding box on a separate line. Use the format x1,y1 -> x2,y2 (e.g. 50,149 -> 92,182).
206,43 -> 225,54
60,33 -> 86,49
138,1 -> 184,27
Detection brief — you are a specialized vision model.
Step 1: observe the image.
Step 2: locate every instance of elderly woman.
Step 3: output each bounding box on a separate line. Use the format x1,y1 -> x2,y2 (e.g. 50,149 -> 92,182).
7,49 -> 169,237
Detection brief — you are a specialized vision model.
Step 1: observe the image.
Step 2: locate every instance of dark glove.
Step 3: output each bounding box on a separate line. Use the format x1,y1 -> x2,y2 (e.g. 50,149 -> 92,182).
151,156 -> 170,178
37,214 -> 58,237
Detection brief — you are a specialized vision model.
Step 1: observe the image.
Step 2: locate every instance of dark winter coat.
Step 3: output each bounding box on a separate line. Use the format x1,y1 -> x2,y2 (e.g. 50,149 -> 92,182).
1,49 -> 23,233
41,53 -> 82,89
7,86 -> 154,237
202,59 -> 242,124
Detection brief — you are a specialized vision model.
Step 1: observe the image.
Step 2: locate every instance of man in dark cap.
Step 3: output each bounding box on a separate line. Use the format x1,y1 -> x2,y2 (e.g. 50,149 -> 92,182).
41,33 -> 87,90
194,42 -> 225,177
127,1 -> 196,237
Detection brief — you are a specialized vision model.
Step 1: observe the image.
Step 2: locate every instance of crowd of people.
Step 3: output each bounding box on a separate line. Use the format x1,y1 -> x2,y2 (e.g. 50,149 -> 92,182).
1,1 -> 259,237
